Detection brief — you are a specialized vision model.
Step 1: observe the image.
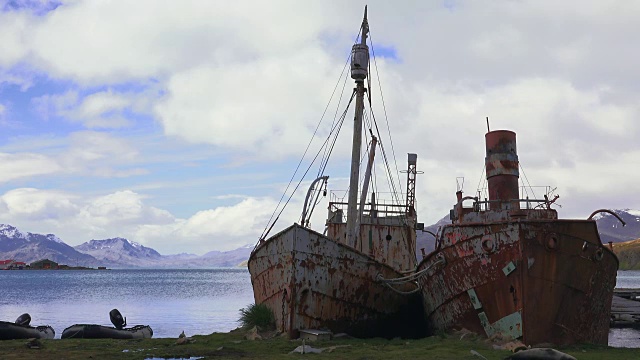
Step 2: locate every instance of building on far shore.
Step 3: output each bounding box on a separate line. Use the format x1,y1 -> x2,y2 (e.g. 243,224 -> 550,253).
30,259 -> 59,269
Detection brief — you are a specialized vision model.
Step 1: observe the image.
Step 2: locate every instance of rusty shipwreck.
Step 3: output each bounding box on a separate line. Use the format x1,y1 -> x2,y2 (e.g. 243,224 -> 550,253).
416,129 -> 620,345
248,8 -> 422,338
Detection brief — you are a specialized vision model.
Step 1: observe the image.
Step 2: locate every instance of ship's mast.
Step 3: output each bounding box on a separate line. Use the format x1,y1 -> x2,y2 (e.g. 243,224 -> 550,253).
346,7 -> 369,248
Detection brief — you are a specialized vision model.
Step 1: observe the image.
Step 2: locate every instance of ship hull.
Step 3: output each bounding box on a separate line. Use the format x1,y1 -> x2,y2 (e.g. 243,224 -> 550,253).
417,219 -> 617,345
249,224 -> 422,338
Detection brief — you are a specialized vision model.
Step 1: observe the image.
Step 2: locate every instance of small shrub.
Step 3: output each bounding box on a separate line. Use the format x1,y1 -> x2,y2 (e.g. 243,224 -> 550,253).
239,303 -> 275,330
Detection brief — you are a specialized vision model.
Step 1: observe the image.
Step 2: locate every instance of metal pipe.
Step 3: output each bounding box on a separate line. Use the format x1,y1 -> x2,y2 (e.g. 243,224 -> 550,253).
587,209 -> 626,226
300,176 -> 329,227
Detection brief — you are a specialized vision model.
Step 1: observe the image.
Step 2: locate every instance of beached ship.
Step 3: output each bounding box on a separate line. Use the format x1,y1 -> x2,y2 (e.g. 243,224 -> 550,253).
248,8 -> 422,338
416,129 -> 620,345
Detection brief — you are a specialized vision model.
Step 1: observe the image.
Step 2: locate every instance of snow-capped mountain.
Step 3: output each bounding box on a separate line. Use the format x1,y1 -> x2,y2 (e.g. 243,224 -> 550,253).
74,238 -> 162,267
0,224 -> 99,266
0,224 -> 254,268
593,209 -> 640,244
73,238 -> 254,268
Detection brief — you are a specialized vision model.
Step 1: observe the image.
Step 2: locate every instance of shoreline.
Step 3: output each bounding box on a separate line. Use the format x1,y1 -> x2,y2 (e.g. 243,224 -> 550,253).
2,329 -> 640,360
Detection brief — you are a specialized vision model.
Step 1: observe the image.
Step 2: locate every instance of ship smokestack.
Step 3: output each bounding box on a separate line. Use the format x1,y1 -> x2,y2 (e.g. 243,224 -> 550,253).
485,130 -> 519,210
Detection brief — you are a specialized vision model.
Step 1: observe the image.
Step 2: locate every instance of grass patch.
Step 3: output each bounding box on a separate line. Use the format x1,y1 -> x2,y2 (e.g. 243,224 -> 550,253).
0,331 -> 638,360
239,303 -> 275,330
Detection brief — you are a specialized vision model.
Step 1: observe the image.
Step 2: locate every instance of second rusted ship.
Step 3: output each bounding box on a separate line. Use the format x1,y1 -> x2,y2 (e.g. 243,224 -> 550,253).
416,129 -> 620,345
248,8 -> 421,339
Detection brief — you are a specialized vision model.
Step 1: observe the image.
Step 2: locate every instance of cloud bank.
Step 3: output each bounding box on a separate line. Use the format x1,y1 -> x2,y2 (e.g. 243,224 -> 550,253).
0,1 -> 639,254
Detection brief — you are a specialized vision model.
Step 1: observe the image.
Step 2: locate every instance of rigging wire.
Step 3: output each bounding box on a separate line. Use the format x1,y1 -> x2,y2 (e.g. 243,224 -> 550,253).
368,96 -> 403,209
258,90 -> 355,243
318,91 -> 357,177
265,96 -> 355,241
258,27 -> 366,243
258,24 -> 415,246
520,177 -> 529,199
362,79 -> 410,244
365,84 -> 403,211
519,163 -> 537,200
318,60 -> 352,178
369,32 -> 404,201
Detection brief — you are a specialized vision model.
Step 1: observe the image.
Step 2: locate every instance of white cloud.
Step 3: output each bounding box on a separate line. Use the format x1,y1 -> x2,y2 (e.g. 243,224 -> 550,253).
73,90 -> 133,128
79,190 -> 174,227
0,188 -> 170,245
0,131 -> 146,183
0,152 -> 62,182
0,188 -> 300,254
154,48 -> 339,159
2,0 -> 640,249
0,11 -> 30,68
31,89 -> 149,128
1,188 -> 79,220
31,90 -> 79,121
9,0 -> 324,84
65,130 -> 138,161
135,196 -> 283,253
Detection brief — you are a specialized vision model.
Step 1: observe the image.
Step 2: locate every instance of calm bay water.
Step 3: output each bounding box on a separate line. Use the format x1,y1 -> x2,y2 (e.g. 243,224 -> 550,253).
0,269 -> 254,339
611,270 -> 640,348
1,268 -> 639,347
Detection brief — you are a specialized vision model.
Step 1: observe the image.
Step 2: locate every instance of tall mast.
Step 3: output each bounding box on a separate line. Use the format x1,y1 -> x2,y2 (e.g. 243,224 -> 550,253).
346,6 -> 369,248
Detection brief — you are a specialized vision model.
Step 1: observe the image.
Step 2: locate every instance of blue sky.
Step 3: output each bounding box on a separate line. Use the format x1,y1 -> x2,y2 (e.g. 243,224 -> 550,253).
1,0 -> 640,254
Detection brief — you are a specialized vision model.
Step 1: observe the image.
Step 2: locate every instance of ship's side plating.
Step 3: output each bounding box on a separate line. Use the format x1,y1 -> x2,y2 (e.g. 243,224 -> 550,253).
249,224 -> 419,338
417,130 -> 618,345
248,151 -> 420,338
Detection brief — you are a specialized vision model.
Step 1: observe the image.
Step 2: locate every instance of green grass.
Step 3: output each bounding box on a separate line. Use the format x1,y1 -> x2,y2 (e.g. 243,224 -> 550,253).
1,330 -> 639,360
238,303 -> 275,330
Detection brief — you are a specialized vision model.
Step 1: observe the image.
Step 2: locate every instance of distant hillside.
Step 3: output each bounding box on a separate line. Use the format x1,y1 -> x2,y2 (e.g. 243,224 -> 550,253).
612,239 -> 640,270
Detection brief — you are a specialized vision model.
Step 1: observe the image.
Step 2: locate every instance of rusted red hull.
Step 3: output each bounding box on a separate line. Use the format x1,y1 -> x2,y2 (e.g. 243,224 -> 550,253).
417,219 -> 618,345
249,224 -> 420,338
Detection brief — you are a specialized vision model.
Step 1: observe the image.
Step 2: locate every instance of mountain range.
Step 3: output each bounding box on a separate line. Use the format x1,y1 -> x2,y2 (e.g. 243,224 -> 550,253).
0,224 -> 253,268
2,209 -> 640,269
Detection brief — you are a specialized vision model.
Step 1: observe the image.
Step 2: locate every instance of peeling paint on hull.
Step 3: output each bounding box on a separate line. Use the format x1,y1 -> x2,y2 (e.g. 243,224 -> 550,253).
249,224 -> 421,338
417,219 -> 618,345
